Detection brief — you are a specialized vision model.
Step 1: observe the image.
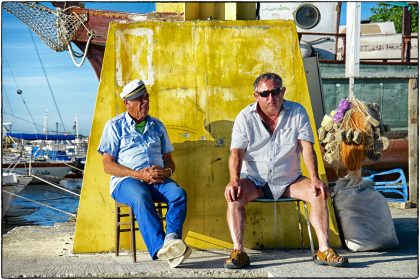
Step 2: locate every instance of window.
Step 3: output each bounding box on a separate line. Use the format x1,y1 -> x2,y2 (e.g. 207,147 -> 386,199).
294,4 -> 321,29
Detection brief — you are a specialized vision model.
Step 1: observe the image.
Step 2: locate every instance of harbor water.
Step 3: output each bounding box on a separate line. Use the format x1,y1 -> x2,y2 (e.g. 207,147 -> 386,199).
2,178 -> 81,231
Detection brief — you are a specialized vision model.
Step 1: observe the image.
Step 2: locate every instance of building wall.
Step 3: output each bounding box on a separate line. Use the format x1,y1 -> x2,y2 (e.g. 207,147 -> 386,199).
259,2 -> 340,60
73,20 -> 341,253
320,63 -> 418,130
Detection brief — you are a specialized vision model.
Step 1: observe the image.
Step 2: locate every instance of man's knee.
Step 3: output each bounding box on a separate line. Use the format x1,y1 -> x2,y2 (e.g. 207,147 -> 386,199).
227,198 -> 247,209
167,182 -> 187,203
309,191 -> 328,205
132,191 -> 153,206
174,187 -> 187,202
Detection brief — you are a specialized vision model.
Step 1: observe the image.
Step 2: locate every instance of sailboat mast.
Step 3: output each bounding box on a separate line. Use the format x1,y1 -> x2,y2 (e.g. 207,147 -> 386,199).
75,113 -> 79,138
43,109 -> 48,135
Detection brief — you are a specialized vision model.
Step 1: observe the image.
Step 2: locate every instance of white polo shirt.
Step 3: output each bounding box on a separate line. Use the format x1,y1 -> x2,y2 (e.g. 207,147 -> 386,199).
230,100 -> 314,200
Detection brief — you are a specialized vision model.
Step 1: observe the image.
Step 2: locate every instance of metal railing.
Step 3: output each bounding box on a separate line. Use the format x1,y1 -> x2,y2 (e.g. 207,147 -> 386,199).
298,31 -> 418,64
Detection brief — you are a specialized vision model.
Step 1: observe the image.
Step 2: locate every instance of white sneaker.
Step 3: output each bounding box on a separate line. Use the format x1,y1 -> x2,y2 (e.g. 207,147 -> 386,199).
168,246 -> 192,268
157,239 -> 186,260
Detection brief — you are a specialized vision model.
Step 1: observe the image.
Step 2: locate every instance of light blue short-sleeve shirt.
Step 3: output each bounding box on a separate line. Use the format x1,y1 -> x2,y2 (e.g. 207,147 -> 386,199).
230,100 -> 314,200
98,112 -> 174,194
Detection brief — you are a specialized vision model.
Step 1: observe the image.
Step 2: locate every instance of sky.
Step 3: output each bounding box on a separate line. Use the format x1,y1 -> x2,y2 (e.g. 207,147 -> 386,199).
340,2 -> 379,25
1,1 -> 377,136
1,2 -> 155,136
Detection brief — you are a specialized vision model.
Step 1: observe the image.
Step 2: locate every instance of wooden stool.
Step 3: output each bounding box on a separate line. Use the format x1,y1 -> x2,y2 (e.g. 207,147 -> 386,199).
253,197 -> 315,258
115,202 -> 167,262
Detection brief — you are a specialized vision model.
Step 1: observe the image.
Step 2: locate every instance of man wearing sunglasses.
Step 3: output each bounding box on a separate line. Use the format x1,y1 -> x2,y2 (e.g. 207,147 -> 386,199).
98,80 -> 191,268
224,73 -> 348,269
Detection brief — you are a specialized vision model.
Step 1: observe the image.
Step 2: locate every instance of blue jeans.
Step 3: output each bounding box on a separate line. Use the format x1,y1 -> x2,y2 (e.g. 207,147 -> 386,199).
112,177 -> 187,259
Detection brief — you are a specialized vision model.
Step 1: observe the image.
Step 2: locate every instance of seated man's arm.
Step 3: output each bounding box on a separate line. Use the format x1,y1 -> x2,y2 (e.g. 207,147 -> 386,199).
162,152 -> 175,178
224,148 -> 245,202
298,140 -> 328,199
102,152 -> 164,184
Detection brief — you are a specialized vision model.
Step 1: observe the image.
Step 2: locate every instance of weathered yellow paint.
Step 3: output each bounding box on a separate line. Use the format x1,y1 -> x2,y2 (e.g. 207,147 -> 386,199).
157,2 -> 243,20
224,3 -> 237,20
184,3 -> 199,21
73,20 -> 342,253
185,231 -> 233,249
155,3 -> 185,14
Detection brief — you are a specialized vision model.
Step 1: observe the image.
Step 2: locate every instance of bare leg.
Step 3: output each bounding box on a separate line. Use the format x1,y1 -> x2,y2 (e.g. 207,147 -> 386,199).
226,179 -> 263,251
283,177 -> 330,251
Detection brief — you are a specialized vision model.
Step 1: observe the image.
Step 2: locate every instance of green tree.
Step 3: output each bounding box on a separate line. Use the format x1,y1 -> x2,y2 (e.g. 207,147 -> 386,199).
369,2 -> 418,33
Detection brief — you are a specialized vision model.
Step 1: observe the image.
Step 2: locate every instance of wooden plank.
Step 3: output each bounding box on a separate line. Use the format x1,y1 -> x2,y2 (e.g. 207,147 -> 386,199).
408,78 -> 418,207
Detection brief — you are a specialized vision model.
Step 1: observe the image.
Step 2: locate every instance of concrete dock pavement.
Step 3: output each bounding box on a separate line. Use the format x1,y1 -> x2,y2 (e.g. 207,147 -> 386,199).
1,206 -> 418,278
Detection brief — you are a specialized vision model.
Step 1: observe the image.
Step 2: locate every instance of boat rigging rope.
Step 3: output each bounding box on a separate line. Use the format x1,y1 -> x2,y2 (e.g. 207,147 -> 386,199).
29,174 -> 80,197
4,158 -> 23,174
2,190 -> 76,217
28,28 -> 67,132
4,56 -> 40,133
62,162 -> 84,173
2,112 -> 46,131
67,33 -> 94,67
62,8 -> 96,68
2,85 -> 15,118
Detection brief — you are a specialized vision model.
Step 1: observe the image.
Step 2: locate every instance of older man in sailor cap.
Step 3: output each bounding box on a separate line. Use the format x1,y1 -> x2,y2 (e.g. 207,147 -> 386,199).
98,80 -> 191,267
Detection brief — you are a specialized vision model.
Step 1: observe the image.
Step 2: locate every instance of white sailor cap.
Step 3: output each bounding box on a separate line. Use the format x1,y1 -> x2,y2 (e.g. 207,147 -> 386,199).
120,80 -> 147,100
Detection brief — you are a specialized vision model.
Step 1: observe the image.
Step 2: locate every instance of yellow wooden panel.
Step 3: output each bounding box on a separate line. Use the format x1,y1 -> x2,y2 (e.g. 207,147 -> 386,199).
156,3 -> 185,14
224,3 -> 237,20
73,20 -> 341,253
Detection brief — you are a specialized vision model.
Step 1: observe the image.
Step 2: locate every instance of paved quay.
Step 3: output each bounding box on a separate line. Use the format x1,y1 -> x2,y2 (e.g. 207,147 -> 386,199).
2,206 -> 418,278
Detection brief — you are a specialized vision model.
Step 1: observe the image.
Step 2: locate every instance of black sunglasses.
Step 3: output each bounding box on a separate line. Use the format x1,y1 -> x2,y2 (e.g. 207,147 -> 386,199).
256,87 -> 283,98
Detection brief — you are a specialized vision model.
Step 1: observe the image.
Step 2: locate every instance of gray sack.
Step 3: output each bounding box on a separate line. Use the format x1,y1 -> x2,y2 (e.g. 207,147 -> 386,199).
331,178 -> 399,252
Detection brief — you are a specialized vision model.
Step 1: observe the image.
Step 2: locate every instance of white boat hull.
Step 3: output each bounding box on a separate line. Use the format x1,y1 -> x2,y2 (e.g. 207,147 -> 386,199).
2,173 -> 17,186
2,173 -> 33,186
2,184 -> 26,217
16,175 -> 34,186
2,162 -> 72,184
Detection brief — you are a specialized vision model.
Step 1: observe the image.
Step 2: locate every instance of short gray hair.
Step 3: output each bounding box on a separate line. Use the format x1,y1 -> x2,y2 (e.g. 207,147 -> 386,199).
253,73 -> 283,91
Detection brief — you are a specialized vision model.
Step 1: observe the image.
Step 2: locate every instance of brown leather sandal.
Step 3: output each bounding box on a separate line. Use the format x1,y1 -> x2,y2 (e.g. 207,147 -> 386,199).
224,249 -> 250,269
314,248 -> 349,267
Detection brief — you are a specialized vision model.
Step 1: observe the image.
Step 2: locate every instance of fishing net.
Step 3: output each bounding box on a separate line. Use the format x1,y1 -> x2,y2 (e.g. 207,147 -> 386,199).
2,2 -> 87,52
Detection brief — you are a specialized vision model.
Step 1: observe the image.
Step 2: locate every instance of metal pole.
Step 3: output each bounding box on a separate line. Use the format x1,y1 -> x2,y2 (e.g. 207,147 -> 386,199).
348,77 -> 355,99
402,6 -> 412,62
408,78 -> 418,207
43,109 -> 48,135
345,2 -> 361,99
